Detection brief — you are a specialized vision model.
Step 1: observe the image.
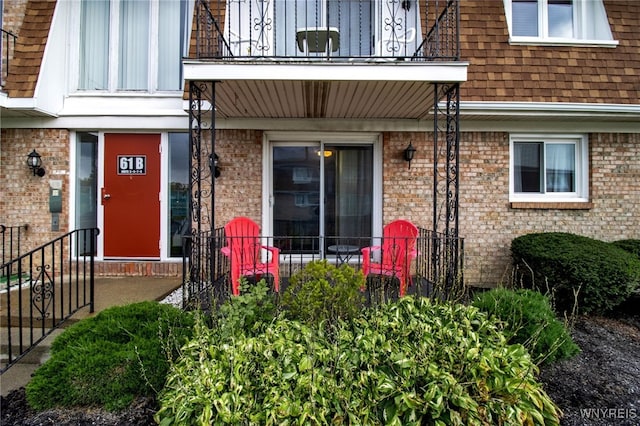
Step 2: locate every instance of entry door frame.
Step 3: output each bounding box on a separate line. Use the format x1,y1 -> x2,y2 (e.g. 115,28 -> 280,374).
92,132 -> 171,260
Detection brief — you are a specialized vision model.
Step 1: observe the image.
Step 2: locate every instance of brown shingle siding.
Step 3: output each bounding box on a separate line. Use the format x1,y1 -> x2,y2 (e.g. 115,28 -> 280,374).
460,0 -> 640,104
4,0 -> 55,98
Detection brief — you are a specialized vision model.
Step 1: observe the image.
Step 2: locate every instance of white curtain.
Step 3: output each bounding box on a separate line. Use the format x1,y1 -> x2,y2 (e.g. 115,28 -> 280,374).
79,0 -> 109,90
158,0 -> 186,90
118,0 -> 149,90
546,144 -> 575,192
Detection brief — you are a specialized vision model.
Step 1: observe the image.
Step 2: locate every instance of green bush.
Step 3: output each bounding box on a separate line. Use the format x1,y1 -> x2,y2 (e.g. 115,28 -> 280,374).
612,239 -> 640,260
26,301 -> 194,411
472,288 -> 579,364
281,260 -> 365,327
511,232 -> 640,315
156,297 -> 561,425
216,278 -> 277,337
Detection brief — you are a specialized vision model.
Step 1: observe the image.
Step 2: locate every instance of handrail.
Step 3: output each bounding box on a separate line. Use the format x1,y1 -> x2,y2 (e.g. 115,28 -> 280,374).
0,224 -> 29,272
0,228 -> 99,373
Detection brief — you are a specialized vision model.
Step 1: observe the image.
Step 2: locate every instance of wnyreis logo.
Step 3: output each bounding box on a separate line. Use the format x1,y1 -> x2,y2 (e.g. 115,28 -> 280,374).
580,408 -> 637,420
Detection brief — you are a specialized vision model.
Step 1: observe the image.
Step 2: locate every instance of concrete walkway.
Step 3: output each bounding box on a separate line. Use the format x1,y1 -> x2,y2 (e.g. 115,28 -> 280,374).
0,276 -> 181,397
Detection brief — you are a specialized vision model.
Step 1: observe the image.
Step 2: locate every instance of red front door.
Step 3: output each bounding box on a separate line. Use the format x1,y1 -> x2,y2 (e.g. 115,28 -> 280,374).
103,133 -> 161,258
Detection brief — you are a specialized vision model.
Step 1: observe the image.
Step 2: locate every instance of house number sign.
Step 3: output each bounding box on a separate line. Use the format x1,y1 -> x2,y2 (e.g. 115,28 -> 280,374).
117,155 -> 146,175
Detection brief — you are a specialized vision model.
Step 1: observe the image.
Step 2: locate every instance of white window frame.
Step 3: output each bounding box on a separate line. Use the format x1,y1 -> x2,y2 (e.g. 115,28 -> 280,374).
503,0 -> 618,47
509,134 -> 589,203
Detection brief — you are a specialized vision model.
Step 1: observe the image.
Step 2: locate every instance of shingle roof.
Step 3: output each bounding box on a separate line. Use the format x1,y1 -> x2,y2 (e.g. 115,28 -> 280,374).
3,0 -> 55,99
459,0 -> 639,104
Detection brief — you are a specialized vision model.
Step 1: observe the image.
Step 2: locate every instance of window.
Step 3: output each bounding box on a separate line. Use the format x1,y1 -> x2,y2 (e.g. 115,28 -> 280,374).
78,0 -> 190,92
268,135 -> 381,255
74,132 -> 98,255
505,0 -> 616,45
510,134 -> 588,202
168,133 -> 190,257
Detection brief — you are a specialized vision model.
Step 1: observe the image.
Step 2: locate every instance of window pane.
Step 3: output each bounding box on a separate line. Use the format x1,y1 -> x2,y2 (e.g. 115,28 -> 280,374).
79,0 -> 109,90
546,143 -> 575,192
324,145 -> 372,249
118,0 -> 149,90
328,0 -> 372,56
514,142 -> 542,192
273,146 -> 321,253
512,0 -> 538,37
158,0 -> 187,90
548,0 -> 573,38
169,133 -> 190,257
75,132 -> 98,255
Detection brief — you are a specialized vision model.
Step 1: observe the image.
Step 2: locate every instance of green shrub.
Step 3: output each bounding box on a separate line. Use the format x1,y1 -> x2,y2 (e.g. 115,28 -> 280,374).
216,278 -> 277,337
281,260 -> 365,327
612,239 -> 640,260
156,297 -> 561,425
472,288 -> 579,364
26,301 -> 194,411
511,232 -> 640,315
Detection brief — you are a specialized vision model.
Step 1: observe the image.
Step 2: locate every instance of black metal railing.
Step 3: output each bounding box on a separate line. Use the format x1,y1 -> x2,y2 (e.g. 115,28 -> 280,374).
194,0 -> 459,61
0,228 -> 99,373
1,28 -> 17,88
1,224 -> 29,274
182,227 -> 464,309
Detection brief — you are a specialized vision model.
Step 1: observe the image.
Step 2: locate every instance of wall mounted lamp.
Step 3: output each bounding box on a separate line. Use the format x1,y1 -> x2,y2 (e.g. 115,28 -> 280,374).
401,0 -> 411,11
27,149 -> 46,177
210,153 -> 221,178
403,141 -> 416,169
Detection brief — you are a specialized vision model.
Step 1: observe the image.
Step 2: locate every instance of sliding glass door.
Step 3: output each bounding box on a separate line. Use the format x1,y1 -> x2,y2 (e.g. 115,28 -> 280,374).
272,142 -> 373,254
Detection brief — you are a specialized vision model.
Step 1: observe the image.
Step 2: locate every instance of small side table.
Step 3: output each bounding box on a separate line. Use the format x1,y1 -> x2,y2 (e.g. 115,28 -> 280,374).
327,244 -> 360,265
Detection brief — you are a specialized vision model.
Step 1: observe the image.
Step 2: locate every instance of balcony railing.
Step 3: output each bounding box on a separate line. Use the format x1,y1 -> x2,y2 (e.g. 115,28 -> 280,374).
1,225 -> 28,273
1,28 -> 17,88
195,0 -> 459,61
182,227 -> 464,310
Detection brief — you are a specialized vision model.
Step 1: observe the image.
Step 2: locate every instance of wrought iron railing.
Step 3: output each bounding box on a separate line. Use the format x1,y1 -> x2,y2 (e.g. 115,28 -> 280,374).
194,0 -> 459,61
1,28 -> 17,88
182,227 -> 464,309
0,228 -> 99,373
1,224 -> 29,274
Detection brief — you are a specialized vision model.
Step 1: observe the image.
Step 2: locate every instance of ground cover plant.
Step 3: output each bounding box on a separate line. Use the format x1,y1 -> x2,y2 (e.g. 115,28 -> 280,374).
25,301 -> 194,411
472,288 -> 579,365
511,232 -> 640,315
156,285 -> 561,425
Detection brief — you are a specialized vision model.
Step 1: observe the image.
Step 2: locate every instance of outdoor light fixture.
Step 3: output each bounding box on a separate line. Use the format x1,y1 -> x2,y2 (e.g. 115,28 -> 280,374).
403,141 -> 416,169
401,0 -> 411,11
27,149 -> 46,177
210,153 -> 221,178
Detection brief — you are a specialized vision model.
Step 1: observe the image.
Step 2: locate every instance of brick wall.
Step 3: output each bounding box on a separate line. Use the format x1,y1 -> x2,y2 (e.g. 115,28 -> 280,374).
459,131 -> 640,287
0,128 -> 70,252
213,129 -> 264,227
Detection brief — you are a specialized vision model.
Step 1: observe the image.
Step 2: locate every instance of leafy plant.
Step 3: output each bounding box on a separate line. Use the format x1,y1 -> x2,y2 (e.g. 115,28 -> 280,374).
472,288 -> 580,364
281,259 -> 365,327
216,278 -> 277,337
511,232 -> 640,315
156,297 -> 561,425
26,301 -> 194,411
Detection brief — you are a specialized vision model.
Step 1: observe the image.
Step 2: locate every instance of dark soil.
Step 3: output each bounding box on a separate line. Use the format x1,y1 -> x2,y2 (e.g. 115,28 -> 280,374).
2,309 -> 639,425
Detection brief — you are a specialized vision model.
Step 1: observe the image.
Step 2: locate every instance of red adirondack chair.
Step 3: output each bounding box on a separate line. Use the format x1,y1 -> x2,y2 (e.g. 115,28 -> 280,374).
361,219 -> 418,296
220,217 -> 280,296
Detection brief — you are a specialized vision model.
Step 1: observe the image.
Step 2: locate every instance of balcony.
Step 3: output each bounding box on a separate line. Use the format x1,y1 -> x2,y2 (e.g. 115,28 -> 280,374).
185,0 -> 466,121
181,227 -> 464,309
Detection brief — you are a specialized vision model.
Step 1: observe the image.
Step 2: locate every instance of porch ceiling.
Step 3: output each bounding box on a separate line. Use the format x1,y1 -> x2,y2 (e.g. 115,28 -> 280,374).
184,61 -> 468,120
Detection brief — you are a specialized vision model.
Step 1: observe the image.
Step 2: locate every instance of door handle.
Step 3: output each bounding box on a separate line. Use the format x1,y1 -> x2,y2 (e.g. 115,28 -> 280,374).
101,188 -> 111,205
